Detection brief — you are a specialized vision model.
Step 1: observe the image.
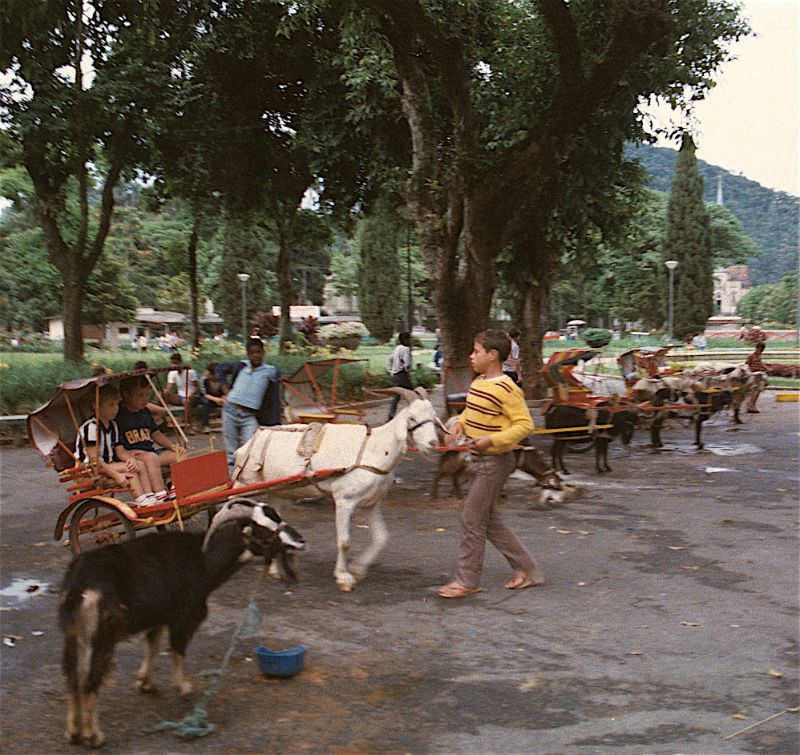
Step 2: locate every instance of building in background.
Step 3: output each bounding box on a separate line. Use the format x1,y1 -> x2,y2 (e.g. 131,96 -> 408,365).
47,301 -> 224,347
713,265 -> 751,316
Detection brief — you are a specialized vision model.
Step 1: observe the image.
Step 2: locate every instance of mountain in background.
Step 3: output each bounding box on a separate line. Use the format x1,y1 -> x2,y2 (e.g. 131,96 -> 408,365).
627,144 -> 798,284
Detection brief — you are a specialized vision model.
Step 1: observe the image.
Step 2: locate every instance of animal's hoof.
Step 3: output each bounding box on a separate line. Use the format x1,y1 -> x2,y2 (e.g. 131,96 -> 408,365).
66,729 -> 81,745
83,731 -> 106,748
135,678 -> 157,694
174,680 -> 194,696
337,581 -> 354,592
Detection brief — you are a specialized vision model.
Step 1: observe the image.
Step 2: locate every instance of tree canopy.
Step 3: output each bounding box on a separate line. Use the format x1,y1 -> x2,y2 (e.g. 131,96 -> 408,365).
1,0 -> 754,364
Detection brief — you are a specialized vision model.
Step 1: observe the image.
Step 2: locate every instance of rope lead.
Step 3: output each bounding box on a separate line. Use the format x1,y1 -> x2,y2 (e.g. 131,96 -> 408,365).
144,589 -> 265,740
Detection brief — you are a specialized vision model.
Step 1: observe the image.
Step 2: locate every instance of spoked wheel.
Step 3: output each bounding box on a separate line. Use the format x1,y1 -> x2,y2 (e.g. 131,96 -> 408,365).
69,499 -> 136,556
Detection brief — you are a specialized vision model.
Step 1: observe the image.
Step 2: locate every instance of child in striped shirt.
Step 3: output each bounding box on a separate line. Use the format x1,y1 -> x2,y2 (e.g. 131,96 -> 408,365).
74,384 -> 156,506
438,329 -> 544,598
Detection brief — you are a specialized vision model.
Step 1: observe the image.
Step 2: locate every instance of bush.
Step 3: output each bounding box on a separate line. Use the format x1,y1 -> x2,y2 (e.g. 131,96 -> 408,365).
582,328 -> 613,348
318,321 -> 369,340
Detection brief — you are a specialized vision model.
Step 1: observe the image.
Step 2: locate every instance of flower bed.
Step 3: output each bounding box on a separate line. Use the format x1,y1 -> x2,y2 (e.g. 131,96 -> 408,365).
319,322 -> 368,351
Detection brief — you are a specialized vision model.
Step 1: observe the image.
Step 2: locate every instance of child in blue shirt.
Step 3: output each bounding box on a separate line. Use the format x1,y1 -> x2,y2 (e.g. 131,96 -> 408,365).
116,375 -> 184,502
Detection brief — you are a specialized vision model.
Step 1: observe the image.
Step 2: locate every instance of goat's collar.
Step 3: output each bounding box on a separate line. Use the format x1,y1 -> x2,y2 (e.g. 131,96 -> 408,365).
408,417 -> 434,434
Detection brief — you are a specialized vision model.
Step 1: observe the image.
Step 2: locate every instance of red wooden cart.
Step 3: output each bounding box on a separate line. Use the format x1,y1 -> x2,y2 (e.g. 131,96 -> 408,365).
28,369 -> 348,555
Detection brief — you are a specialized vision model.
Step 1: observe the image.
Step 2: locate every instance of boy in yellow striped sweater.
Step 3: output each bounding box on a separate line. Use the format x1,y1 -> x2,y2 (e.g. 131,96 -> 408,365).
438,329 -> 544,598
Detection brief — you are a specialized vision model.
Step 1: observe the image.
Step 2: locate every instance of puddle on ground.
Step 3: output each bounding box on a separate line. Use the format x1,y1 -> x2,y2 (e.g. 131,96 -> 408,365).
661,443 -> 764,456
0,578 -> 51,604
704,443 -> 765,456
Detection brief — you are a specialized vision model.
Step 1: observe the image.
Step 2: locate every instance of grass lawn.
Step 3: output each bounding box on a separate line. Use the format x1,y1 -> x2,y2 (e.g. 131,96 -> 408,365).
2,336 -> 797,415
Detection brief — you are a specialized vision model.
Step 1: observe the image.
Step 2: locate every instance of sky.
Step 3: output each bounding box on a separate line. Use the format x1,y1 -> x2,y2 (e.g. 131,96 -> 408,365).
648,0 -> 799,196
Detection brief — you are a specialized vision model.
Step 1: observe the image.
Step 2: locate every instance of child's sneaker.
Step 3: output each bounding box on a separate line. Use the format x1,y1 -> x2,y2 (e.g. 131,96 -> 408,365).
155,489 -> 176,502
135,493 -> 159,507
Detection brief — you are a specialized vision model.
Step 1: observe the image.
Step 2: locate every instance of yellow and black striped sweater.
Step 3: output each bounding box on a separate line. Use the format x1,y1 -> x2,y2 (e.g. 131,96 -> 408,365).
458,375 -> 534,454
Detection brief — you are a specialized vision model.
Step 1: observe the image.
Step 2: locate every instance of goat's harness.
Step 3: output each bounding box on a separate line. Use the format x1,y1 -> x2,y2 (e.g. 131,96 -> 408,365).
232,415 -> 435,490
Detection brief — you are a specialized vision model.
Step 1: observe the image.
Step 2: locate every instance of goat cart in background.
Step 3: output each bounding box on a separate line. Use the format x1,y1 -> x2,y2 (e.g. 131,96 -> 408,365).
27,369 -> 347,556
281,357 -> 393,426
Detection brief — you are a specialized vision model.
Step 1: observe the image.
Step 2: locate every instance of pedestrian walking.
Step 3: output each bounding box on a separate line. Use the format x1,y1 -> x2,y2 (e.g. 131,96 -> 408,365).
438,329 -> 543,598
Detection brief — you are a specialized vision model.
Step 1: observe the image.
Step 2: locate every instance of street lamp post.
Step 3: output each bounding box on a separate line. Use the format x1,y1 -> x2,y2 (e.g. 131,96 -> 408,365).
237,273 -> 250,344
665,260 -> 678,342
406,224 -> 413,333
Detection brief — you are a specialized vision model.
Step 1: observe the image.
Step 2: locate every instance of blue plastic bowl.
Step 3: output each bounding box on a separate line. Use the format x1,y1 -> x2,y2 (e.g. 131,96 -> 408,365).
255,644 -> 307,678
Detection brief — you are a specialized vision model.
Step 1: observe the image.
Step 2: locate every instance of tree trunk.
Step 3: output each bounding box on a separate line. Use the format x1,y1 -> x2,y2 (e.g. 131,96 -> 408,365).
187,214 -> 200,350
63,262 -> 85,362
276,225 -> 295,351
516,282 -> 550,399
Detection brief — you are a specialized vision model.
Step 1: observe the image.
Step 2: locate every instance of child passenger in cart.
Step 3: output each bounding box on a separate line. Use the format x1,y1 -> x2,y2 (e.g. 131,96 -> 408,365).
116,375 -> 185,503
74,383 -> 157,507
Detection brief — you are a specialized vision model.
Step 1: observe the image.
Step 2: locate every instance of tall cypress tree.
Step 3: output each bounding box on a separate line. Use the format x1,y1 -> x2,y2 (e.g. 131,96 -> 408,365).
664,135 -> 713,339
357,206 -> 402,342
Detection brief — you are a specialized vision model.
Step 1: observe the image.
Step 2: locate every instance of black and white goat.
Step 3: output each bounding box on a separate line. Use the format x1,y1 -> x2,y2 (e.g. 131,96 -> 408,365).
59,501 -> 304,748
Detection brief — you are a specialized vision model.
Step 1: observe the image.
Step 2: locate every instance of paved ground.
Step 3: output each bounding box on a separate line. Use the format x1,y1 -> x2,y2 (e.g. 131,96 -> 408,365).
1,395 -> 798,754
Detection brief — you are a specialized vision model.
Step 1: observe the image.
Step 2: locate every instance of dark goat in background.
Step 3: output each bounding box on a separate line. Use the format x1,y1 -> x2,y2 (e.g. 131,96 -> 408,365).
545,402 -> 638,474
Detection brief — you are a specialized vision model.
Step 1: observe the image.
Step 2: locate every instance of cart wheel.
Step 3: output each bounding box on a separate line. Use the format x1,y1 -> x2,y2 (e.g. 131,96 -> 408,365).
69,499 -> 136,556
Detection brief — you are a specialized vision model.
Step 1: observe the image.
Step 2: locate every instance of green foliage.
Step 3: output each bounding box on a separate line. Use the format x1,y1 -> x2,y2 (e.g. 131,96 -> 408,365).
737,275 -> 798,325
707,204 -> 760,266
84,255 -> 138,327
217,214 -> 274,337
357,208 -> 401,341
329,247 -> 360,299
0,224 -> 61,329
665,136 -> 713,339
582,329 -> 612,348
1,0 -> 206,359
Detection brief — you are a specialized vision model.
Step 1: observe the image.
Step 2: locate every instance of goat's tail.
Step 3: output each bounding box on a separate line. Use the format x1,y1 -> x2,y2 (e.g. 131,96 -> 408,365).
61,589 -> 101,691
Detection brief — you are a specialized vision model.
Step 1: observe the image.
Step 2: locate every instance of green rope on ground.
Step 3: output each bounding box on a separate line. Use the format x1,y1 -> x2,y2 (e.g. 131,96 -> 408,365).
144,595 -> 263,740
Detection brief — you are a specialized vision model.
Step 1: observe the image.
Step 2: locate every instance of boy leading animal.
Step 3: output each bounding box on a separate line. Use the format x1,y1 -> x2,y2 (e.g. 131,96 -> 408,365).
438,329 -> 544,598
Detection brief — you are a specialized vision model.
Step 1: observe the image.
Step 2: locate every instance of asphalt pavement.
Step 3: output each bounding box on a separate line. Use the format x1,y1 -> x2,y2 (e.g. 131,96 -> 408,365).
1,395 -> 798,754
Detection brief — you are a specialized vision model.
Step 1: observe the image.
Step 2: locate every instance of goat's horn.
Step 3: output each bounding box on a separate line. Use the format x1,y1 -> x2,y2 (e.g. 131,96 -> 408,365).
383,386 -> 419,403
413,386 -> 428,400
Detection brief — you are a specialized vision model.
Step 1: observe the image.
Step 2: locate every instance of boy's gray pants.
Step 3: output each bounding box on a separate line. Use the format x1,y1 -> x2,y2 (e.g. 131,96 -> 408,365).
455,451 -> 538,588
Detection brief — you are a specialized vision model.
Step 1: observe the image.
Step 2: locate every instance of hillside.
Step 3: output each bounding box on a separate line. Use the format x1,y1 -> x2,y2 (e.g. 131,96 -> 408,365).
626,144 -> 798,284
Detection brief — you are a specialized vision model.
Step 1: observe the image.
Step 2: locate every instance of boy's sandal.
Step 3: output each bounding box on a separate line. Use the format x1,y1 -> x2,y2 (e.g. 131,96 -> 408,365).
437,582 -> 482,599
505,570 -> 545,590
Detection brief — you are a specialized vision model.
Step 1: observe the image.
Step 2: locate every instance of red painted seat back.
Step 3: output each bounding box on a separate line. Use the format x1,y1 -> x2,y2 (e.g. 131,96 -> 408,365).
171,451 -> 230,501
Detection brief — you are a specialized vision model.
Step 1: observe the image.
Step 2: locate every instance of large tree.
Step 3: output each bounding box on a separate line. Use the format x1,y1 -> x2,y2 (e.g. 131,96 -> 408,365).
1,0 -> 202,360
664,134 -> 713,339
329,0 -> 746,388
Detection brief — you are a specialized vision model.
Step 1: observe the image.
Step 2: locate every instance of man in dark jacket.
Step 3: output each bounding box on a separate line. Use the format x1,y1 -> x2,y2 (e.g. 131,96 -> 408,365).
216,337 -> 281,471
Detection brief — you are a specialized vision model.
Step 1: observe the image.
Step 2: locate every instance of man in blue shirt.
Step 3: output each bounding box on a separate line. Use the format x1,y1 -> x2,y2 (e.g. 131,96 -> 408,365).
217,337 -> 281,471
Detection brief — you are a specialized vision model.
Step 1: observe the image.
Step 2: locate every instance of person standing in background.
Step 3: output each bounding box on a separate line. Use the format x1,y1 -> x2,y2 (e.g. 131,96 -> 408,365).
502,328 -> 522,386
217,337 -> 281,472
387,331 -> 413,419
